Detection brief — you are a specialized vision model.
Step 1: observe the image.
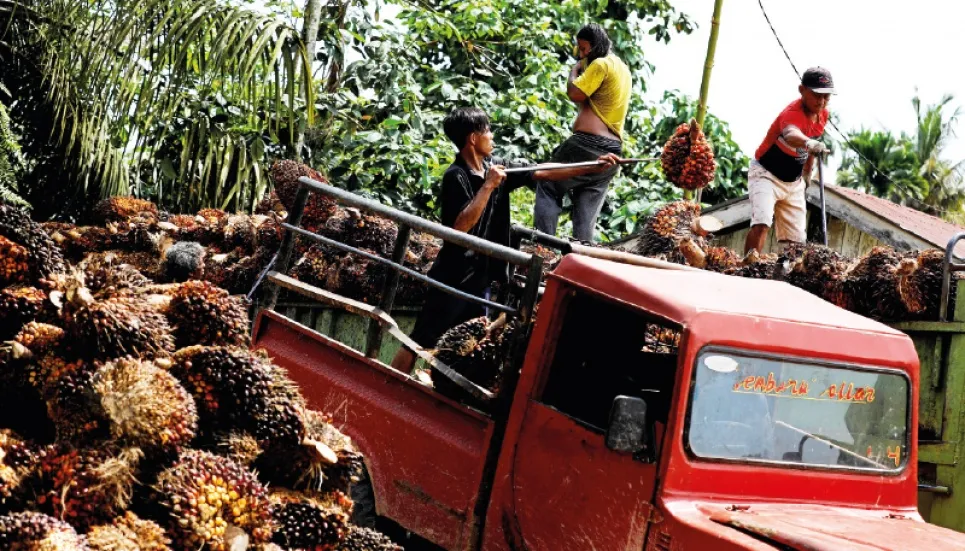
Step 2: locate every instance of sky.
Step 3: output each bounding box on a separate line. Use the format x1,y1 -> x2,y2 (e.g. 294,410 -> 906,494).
643,0 -> 965,179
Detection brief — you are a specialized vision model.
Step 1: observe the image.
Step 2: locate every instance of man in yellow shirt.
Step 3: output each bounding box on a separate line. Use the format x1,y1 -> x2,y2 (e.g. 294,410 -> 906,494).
534,23 -> 632,242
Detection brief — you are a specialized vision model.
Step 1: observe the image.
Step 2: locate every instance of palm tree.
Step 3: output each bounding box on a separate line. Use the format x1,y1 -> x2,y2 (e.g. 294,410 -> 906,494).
0,0 -> 316,216
836,129 -> 927,205
913,94 -> 965,216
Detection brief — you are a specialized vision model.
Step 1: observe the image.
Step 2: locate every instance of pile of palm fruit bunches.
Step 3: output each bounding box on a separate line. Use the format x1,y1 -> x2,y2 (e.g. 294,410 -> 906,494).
0,190 -> 417,547
633,200 -> 956,323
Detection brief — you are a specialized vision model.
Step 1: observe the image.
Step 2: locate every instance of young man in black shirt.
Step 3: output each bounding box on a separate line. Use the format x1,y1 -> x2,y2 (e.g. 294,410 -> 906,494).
391,106 -> 619,372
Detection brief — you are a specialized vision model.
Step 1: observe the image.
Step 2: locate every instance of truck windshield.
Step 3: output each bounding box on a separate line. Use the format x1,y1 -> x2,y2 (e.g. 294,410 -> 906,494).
687,350 -> 909,472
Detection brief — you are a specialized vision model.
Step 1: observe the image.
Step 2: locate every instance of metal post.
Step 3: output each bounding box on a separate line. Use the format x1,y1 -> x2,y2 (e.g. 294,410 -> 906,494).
365,225 -> 412,358
818,159 -> 828,246
261,185 -> 310,312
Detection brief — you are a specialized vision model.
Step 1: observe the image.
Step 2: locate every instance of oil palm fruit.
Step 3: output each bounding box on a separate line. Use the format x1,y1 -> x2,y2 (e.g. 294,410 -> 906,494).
92,358 -> 198,452
337,526 -> 402,551
270,489 -> 349,550
661,120 -> 716,191
87,512 -> 171,551
0,511 -> 87,550
63,282 -> 175,360
92,197 -> 158,225
154,450 -> 273,550
166,280 -> 249,348
0,235 -> 29,287
34,446 -> 142,531
636,201 -> 705,264
0,202 -> 67,282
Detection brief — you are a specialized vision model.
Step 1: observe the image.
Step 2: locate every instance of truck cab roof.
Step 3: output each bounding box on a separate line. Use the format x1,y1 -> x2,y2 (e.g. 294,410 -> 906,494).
551,254 -> 904,336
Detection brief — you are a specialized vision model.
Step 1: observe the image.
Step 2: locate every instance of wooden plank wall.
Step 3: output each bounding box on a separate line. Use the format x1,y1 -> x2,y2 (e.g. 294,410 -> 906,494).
712,212 -> 884,257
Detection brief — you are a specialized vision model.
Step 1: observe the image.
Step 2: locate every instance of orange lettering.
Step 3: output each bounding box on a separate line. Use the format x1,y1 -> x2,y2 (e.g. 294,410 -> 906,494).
765,372 -> 777,393
741,376 -> 756,390
753,376 -> 766,391
887,446 -> 901,467
866,389 -> 875,403
854,388 -> 866,401
840,383 -> 854,401
821,384 -> 836,398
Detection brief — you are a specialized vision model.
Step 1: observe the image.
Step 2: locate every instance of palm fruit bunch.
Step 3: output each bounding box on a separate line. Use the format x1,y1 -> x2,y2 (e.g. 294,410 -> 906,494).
784,244 -> 852,302
517,243 -> 563,280
0,202 -> 67,283
0,430 -> 40,509
677,238 -> 740,272
78,252 -> 151,297
44,361 -> 107,444
293,245 -> 339,288
92,197 -> 159,225
90,358 -> 198,452
431,315 -> 522,400
269,489 -> 350,550
87,512 -> 171,551
338,526 -> 403,551
322,208 -> 399,258
166,280 -> 249,348
154,450 -> 273,550
255,410 -> 356,494
171,346 -> 307,447
0,235 -> 29,287
843,246 -> 907,320
660,120 -> 716,191
642,324 -> 681,354
636,201 -> 705,264
0,511 -> 88,550
896,249 -> 952,319
63,282 -> 175,360
0,287 -> 49,339
271,160 -> 338,228
223,214 -> 259,252
33,446 -> 141,530
43,225 -> 114,261
255,191 -> 287,218
724,249 -> 792,281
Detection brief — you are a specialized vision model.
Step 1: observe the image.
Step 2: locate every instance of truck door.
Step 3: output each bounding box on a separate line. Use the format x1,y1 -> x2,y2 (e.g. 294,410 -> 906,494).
509,291 -> 677,551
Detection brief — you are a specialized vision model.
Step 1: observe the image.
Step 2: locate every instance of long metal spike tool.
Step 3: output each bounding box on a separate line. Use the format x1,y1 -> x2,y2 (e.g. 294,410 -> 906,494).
502,157 -> 657,174
817,152 -> 828,246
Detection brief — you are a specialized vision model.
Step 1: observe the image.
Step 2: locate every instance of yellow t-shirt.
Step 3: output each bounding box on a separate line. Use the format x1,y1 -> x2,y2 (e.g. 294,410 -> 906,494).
572,54 -> 632,138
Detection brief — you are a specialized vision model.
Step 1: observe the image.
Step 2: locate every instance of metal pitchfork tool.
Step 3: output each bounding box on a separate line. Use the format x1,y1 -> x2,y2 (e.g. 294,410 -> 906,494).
503,157 -> 658,174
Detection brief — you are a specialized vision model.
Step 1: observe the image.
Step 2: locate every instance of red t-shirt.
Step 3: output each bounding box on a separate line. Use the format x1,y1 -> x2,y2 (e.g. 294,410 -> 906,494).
754,99 -> 829,183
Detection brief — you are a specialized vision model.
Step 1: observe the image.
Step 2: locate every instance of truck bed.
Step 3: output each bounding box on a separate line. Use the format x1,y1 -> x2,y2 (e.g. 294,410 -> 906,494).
252,310 -> 494,549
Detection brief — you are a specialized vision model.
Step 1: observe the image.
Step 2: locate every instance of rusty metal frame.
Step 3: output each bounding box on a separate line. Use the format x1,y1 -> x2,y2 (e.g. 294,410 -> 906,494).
940,232 -> 965,321
253,176 -> 544,402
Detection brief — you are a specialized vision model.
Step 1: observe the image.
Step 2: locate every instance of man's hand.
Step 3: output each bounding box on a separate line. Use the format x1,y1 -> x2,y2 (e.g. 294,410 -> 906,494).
805,139 -> 828,156
593,153 -> 621,172
484,165 -> 506,190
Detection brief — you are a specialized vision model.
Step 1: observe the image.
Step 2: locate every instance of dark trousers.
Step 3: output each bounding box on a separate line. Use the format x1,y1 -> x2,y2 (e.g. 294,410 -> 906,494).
409,285 -> 489,349
534,132 -> 622,241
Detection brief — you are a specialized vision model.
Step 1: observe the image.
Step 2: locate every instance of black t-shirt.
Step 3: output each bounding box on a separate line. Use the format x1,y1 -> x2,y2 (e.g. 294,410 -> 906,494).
427,154 -> 534,292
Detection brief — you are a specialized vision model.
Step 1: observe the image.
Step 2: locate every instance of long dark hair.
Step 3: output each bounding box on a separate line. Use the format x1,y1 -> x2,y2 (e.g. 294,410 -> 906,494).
576,23 -> 611,63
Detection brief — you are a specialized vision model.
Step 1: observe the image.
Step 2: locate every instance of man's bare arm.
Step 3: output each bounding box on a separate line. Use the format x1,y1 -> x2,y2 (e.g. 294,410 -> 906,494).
567,63 -> 588,103
453,166 -> 506,233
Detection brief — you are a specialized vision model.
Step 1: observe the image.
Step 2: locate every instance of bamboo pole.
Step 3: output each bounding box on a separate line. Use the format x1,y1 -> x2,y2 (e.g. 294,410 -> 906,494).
690,0 -> 724,204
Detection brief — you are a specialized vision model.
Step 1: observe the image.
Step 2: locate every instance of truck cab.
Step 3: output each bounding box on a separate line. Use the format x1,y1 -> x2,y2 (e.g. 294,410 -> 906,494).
252,179 -> 965,550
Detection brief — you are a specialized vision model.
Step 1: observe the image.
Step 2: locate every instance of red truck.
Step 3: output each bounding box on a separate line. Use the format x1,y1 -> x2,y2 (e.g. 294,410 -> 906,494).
251,178 -> 965,550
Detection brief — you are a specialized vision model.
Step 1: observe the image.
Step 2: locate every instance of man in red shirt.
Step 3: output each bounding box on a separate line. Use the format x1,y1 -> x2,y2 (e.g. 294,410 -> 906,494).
744,67 -> 833,255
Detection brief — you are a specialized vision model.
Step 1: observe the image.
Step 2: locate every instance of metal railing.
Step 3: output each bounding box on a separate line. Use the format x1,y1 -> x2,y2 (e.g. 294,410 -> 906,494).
251,176 -> 545,402
940,232 -> 965,322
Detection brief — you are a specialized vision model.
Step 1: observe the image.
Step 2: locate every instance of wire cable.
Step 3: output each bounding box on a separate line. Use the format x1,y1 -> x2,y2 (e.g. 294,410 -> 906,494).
755,0 -> 956,217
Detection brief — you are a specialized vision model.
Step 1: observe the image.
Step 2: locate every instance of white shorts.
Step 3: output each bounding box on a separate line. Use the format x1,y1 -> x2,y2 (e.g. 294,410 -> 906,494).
748,160 -> 806,243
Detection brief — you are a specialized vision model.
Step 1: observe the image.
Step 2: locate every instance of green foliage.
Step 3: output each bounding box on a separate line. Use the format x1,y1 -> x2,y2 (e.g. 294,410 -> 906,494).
838,94 -> 965,220
0,97 -> 29,208
308,0 -> 746,241
2,0 -> 315,216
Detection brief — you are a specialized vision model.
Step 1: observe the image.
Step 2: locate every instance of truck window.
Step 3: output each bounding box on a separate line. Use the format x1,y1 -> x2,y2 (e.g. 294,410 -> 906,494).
539,292 -> 680,431
686,349 -> 910,472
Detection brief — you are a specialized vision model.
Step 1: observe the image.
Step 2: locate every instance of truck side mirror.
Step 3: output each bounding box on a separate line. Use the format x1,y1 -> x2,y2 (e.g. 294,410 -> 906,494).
606,396 -> 651,458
